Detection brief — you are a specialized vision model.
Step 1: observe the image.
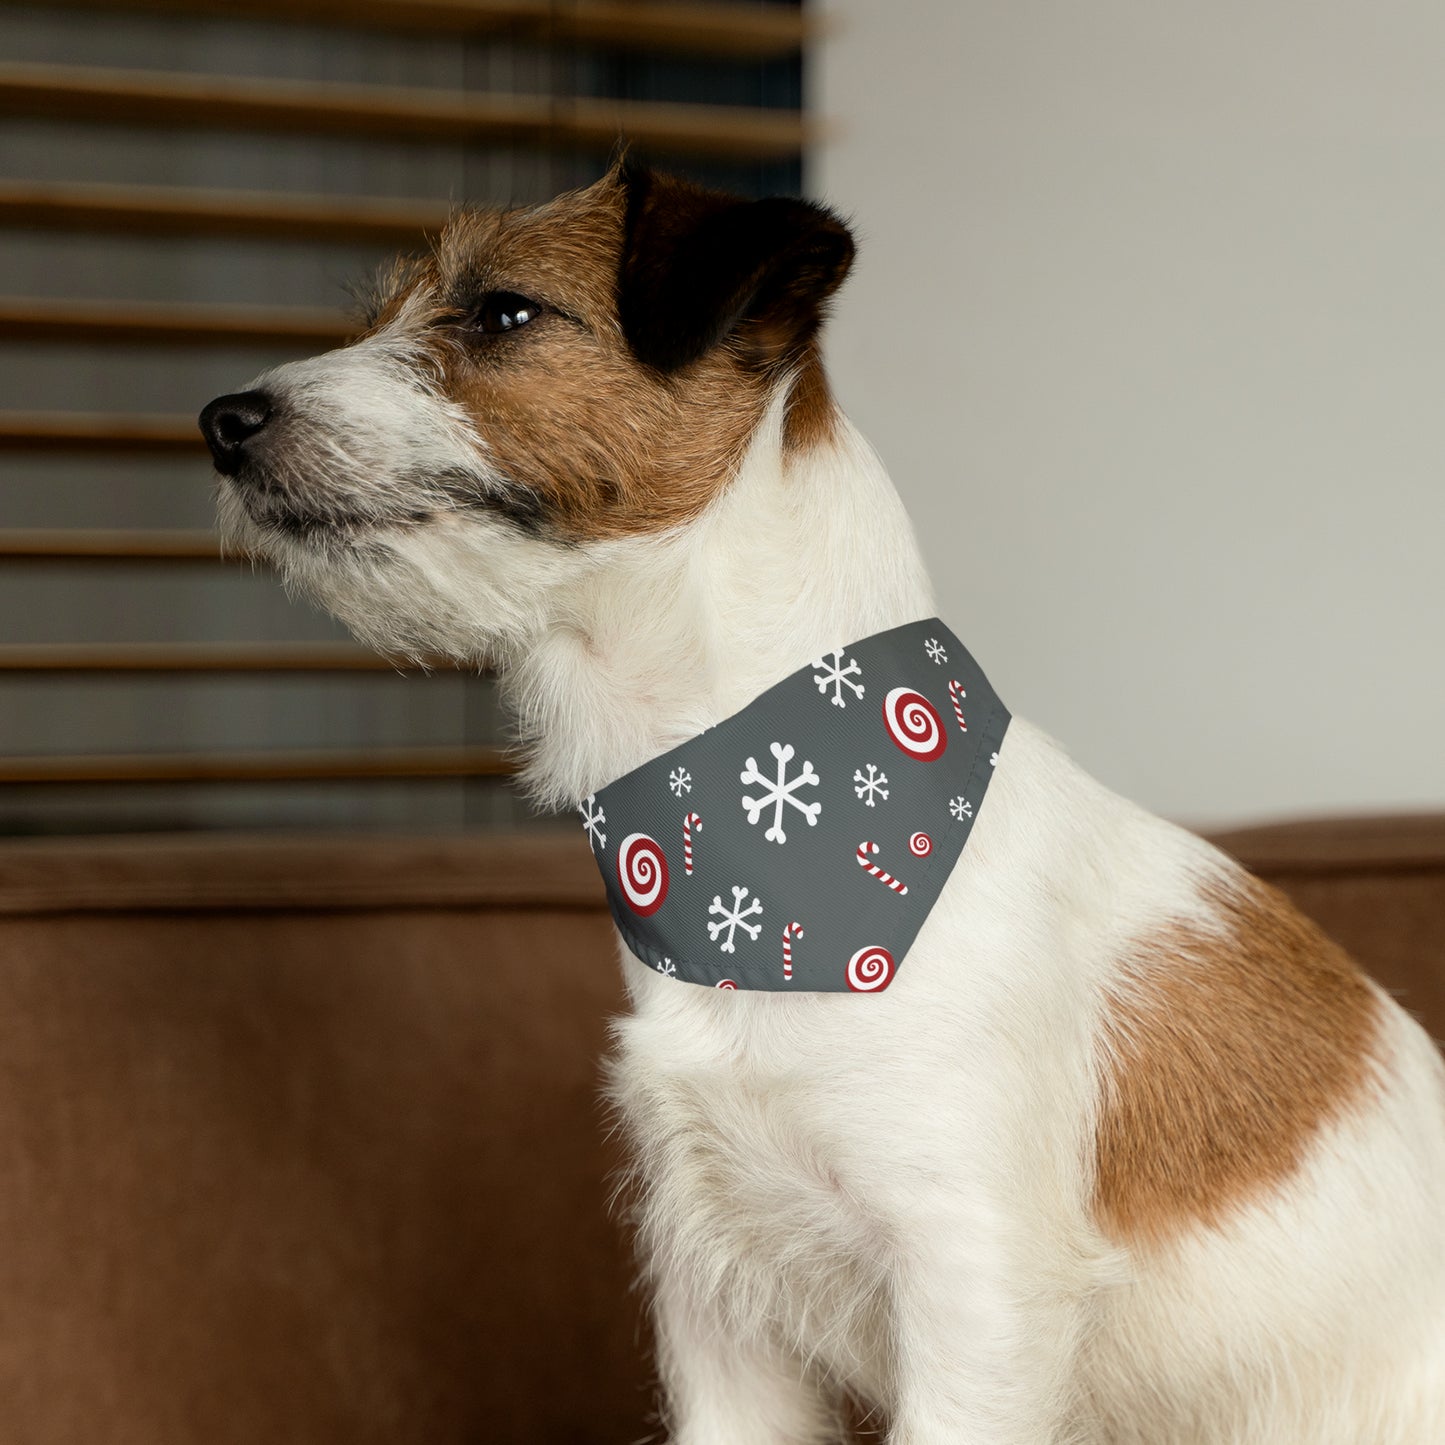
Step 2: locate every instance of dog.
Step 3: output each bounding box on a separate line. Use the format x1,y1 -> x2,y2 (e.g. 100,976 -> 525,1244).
200,161 -> 1445,1444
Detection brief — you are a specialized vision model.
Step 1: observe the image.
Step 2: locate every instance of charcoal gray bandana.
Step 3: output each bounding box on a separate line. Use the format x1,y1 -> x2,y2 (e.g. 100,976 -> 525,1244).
580,618 -> 1009,993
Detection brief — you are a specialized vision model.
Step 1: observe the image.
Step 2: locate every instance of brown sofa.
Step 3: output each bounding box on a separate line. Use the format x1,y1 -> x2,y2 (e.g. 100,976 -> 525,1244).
0,817 -> 1440,1443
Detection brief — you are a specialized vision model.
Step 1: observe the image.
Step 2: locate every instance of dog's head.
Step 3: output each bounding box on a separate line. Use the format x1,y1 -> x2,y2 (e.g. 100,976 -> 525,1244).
200,163 -> 854,662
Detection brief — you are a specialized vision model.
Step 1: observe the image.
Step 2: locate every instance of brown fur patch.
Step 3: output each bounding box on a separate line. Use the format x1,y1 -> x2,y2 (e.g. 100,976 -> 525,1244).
365,172 -> 842,542
373,180 -> 749,541
436,184 -> 769,540
1093,872 -> 1382,1247
782,343 -> 840,454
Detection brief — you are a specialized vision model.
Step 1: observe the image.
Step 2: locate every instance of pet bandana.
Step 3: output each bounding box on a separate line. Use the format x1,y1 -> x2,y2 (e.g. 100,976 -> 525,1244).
581,618 -> 1009,993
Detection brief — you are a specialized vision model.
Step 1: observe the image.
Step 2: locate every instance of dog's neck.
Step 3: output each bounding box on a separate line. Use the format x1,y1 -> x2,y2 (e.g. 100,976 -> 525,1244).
502,394 -> 937,810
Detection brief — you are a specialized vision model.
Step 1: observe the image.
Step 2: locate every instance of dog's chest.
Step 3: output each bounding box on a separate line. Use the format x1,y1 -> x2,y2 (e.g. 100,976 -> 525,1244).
611,1005 -> 892,1389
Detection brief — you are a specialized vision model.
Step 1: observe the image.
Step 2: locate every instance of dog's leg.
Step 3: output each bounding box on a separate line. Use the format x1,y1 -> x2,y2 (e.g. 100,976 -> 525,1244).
882,1220 -> 1095,1445
652,1272 -> 845,1445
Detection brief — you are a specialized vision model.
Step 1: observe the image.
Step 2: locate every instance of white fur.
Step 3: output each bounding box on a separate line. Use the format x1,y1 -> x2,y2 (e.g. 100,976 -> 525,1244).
220,348 -> 1445,1444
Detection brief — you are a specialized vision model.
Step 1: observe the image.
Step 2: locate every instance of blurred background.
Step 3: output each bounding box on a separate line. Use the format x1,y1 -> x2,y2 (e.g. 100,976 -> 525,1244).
819,2 -> 1445,827
5,0 -> 1439,841
0,0 -> 802,837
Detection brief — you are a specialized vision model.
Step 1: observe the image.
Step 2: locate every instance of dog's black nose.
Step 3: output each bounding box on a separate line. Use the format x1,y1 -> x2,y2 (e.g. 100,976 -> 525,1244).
199,390 -> 273,475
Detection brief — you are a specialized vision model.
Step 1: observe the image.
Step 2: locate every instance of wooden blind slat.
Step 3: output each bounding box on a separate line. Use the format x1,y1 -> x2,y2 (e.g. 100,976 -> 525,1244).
0,529 -> 227,561
0,745 -> 512,783
0,62 -> 812,161
545,0 -> 810,57
0,0 -> 810,58
0,180 -> 448,245
0,297 -> 353,348
0,643 -> 427,672
0,412 -> 202,452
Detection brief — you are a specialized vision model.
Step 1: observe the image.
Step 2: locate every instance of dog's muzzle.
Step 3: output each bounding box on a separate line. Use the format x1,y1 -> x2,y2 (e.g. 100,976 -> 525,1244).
199,390 -> 274,476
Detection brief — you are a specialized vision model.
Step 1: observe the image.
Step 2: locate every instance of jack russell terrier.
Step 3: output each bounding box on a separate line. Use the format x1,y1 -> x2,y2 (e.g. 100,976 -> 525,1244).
200,162 -> 1445,1444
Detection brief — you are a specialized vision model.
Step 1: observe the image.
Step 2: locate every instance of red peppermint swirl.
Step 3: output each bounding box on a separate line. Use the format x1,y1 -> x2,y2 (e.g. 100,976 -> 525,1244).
617,832 -> 669,916
882,687 -> 947,761
846,945 -> 896,993
716,979 -> 738,990
909,831 -> 933,858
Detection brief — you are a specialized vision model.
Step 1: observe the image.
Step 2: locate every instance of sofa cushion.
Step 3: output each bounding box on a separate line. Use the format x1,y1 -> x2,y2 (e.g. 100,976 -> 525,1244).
0,817 -> 1439,1443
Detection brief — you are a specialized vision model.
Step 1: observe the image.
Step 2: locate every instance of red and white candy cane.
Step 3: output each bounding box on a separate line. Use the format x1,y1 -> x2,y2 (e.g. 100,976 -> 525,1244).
856,840 -> 909,896
948,679 -> 968,733
683,811 -> 702,875
782,921 -> 803,981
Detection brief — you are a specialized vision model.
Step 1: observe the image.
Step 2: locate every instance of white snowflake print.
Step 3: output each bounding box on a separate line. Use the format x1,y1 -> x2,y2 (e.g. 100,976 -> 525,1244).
924,637 -> 948,665
812,649 -> 865,708
707,885 -> 764,954
579,794 -> 606,851
990,752 -> 999,767
950,795 -> 974,822
853,764 -> 890,807
740,741 -> 822,844
669,766 -> 693,798
655,957 -> 677,978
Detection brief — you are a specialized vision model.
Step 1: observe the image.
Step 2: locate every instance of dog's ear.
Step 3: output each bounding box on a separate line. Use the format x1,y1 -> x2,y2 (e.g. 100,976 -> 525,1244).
617,162 -> 855,374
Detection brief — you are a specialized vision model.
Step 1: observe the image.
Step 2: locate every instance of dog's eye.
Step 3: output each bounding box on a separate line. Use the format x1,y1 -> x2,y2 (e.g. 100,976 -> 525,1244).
472,291 -> 543,334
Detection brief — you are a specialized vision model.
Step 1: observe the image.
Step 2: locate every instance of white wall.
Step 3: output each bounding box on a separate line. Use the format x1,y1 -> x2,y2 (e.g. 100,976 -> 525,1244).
813,1 -> 1445,828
